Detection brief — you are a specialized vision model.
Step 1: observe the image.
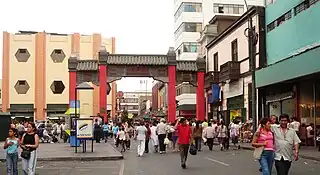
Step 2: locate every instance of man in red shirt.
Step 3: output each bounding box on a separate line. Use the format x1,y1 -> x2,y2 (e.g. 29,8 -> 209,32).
175,117 -> 192,169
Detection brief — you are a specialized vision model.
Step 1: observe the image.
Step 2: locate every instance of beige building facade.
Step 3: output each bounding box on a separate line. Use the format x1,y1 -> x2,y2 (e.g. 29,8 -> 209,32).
2,31 -> 117,121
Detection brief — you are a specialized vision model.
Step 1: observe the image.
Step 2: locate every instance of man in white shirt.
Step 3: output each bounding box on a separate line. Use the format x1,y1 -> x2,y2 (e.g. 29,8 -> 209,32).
135,121 -> 147,157
156,118 -> 168,154
204,123 -> 215,151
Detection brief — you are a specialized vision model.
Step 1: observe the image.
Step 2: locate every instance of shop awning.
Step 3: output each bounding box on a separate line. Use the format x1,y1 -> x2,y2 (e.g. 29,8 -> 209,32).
64,108 -> 80,115
256,45 -> 320,88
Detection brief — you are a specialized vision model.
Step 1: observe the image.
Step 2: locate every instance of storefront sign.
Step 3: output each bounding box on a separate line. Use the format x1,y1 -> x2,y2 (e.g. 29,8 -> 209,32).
76,118 -> 93,139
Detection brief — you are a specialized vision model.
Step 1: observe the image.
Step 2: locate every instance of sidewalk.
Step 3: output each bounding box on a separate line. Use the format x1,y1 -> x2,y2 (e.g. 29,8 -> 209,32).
230,142 -> 320,161
0,141 -> 123,162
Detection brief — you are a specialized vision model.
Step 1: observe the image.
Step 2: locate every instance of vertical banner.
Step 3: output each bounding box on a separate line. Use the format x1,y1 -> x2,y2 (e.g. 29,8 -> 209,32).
211,84 -> 221,102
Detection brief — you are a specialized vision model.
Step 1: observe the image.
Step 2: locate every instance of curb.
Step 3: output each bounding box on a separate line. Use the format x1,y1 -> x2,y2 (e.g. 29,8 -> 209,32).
230,145 -> 320,162
0,155 -> 124,162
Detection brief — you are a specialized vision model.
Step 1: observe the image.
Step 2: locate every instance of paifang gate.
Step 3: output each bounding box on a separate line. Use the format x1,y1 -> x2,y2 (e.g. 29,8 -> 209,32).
68,47 -> 206,122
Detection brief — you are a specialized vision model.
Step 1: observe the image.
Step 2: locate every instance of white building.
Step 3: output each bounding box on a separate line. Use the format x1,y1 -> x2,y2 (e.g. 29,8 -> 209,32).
173,0 -> 264,115
120,91 -> 152,115
205,6 -> 265,122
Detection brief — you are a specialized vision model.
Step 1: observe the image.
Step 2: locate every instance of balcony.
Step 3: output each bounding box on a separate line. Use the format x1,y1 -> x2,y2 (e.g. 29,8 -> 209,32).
204,71 -> 219,89
219,61 -> 240,82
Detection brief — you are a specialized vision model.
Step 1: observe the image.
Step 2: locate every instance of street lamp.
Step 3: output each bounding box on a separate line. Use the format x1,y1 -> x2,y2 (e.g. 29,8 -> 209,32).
243,1 -> 258,132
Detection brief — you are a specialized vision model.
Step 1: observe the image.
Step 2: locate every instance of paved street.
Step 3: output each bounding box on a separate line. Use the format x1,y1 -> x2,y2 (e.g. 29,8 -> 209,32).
1,140 -> 320,175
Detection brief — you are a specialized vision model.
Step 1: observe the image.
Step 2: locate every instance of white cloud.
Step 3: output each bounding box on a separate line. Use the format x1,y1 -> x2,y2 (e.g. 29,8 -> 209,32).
0,0 -> 174,91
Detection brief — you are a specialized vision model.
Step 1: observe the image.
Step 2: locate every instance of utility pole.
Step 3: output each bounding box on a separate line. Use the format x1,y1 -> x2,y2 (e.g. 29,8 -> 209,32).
244,1 -> 258,132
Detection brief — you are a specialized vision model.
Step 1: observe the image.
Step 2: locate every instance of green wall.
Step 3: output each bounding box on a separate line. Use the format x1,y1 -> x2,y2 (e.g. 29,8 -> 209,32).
266,1 -> 320,65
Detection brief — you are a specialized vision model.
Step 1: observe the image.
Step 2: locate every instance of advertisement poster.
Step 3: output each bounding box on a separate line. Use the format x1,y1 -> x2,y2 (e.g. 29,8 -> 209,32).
230,109 -> 241,122
76,118 -> 93,139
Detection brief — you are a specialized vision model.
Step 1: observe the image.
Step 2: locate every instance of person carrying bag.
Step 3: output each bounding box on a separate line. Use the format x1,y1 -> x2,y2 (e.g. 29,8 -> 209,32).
20,122 -> 40,175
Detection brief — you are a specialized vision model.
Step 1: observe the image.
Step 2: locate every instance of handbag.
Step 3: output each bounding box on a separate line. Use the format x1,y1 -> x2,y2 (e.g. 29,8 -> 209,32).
164,137 -> 170,145
21,149 -> 31,160
253,146 -> 264,159
189,142 -> 197,155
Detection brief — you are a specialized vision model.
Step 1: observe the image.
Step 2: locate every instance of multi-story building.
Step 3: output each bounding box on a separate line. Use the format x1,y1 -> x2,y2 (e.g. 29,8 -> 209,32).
2,31 -> 117,121
173,0 -> 264,117
118,91 -> 152,116
206,6 -> 266,123
256,0 -> 320,126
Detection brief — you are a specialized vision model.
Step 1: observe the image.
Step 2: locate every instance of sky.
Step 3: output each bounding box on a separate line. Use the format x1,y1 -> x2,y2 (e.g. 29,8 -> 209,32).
0,0 -> 174,92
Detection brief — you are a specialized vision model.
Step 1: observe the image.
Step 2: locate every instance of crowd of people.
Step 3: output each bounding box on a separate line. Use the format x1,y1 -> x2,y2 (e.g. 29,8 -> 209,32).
3,115 -> 320,175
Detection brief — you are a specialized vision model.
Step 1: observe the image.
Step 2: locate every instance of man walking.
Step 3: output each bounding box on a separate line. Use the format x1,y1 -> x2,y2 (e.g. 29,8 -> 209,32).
175,117 -> 192,169
156,119 -> 168,154
272,114 -> 301,175
135,121 -> 147,157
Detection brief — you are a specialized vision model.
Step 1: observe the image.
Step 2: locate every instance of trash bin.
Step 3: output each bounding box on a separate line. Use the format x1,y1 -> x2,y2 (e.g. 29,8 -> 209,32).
70,130 -> 80,147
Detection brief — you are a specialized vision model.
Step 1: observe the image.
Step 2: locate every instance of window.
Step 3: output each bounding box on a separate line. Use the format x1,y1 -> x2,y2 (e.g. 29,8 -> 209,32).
174,23 -> 202,38
14,80 -> 30,94
213,4 -> 244,14
277,10 -> 291,26
18,80 -> 26,85
174,3 -> 202,21
295,1 -> 309,15
182,42 -> 200,53
267,21 -> 276,32
214,52 -> 218,71
54,50 -> 62,54
50,81 -> 65,94
185,23 -> 202,32
231,39 -> 238,61
19,49 -> 27,54
284,11 -> 292,20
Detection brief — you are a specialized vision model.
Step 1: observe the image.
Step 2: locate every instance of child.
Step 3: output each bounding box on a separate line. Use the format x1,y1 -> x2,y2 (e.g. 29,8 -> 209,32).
117,127 -> 126,152
4,128 -> 19,175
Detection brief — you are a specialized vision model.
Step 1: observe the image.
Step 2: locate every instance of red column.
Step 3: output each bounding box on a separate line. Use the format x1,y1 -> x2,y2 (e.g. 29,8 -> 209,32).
168,65 -> 176,123
69,71 -> 76,106
99,65 -> 107,122
196,72 -> 205,121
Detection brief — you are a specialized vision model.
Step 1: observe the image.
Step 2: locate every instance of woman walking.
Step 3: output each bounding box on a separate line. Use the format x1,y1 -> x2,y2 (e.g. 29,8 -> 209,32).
4,128 -> 19,175
150,122 -> 159,153
252,117 -> 275,175
217,121 -> 228,151
192,121 -> 203,151
20,122 -> 40,175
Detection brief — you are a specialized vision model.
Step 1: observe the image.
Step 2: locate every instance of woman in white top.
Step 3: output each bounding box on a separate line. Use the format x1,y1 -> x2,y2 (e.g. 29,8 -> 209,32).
117,126 -> 126,152
217,121 -> 228,151
150,122 -> 159,153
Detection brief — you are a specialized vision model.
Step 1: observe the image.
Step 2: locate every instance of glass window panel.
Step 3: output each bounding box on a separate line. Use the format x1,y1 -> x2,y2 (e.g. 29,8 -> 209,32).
299,82 -> 315,125
239,6 -> 244,14
229,5 -> 234,14
234,5 -> 239,14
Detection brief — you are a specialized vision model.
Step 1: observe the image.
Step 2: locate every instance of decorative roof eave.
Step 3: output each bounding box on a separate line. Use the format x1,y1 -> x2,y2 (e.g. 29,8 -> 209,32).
76,60 -> 98,71
107,54 -> 168,65
176,60 -> 198,71
75,59 -> 202,72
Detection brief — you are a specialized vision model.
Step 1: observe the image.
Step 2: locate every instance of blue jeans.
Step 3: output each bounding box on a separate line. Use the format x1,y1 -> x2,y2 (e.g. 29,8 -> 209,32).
6,152 -> 18,175
194,137 -> 202,151
259,150 -> 275,175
